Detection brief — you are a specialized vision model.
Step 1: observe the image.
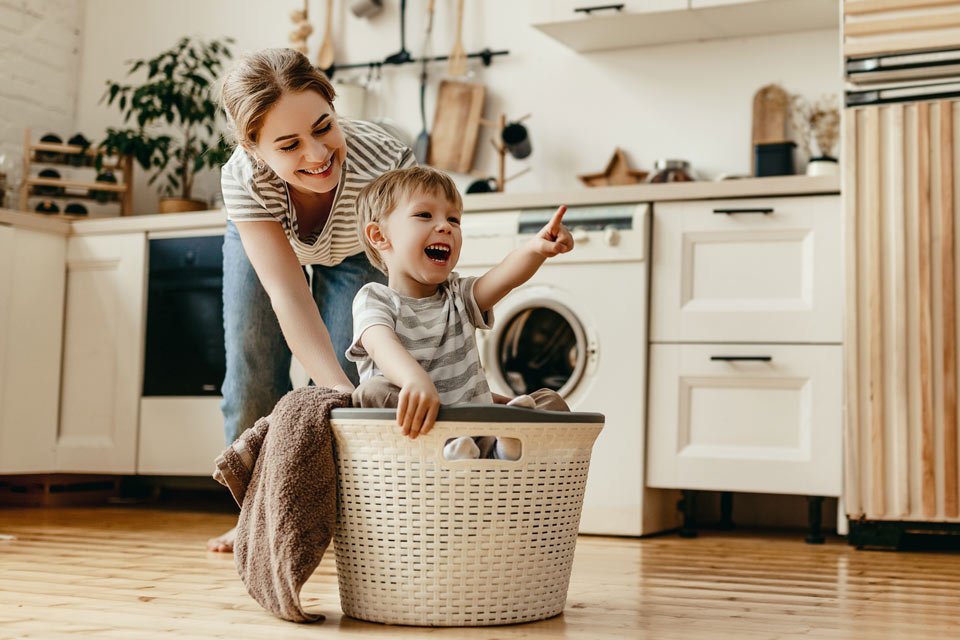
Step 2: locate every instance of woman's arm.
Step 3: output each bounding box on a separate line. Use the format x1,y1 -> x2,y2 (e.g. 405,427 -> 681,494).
234,220 -> 354,391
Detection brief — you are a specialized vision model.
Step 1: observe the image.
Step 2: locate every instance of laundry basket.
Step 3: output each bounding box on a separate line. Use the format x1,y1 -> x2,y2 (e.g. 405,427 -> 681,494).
329,405 -> 604,627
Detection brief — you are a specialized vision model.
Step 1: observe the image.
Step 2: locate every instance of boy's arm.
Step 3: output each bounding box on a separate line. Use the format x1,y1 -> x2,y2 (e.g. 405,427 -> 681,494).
473,205 -> 572,312
359,325 -> 440,438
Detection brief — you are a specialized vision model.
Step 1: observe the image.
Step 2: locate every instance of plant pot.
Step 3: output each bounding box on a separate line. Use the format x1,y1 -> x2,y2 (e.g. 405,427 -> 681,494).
805,156 -> 839,177
159,197 -> 208,214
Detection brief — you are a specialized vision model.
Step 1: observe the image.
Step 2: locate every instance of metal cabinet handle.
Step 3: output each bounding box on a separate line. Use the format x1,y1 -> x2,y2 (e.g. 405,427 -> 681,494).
713,208 -> 774,215
710,355 -> 773,362
574,4 -> 624,15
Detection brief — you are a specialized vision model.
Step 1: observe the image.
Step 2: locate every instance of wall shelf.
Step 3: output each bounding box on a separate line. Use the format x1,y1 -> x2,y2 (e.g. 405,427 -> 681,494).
532,0 -> 839,53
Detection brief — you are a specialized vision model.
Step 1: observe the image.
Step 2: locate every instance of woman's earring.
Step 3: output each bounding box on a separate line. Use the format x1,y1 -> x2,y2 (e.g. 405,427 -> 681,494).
253,155 -> 265,171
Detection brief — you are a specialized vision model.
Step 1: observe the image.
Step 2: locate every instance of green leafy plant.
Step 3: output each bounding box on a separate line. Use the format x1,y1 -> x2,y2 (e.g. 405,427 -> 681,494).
97,36 -> 235,200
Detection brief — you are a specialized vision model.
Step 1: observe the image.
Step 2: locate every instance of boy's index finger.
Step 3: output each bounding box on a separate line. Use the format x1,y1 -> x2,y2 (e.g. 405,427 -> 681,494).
547,205 -> 567,234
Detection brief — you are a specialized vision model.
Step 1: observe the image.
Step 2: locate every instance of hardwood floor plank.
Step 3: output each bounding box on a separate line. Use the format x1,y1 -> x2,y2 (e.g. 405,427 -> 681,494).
3,507 -> 960,639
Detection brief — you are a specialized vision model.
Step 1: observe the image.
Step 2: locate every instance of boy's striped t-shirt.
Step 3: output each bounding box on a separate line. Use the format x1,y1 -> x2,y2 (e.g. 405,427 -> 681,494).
219,118 -> 415,266
346,275 -> 494,405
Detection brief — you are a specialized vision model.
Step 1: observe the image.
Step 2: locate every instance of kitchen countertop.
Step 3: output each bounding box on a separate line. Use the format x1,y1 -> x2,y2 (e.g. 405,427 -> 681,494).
1,174 -> 840,235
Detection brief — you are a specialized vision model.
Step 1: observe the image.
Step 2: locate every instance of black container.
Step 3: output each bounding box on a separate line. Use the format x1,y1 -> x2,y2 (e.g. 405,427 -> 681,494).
754,142 -> 796,177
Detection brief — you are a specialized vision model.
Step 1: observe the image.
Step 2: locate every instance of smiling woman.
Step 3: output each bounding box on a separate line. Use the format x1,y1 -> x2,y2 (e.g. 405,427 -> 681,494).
208,48 -> 415,553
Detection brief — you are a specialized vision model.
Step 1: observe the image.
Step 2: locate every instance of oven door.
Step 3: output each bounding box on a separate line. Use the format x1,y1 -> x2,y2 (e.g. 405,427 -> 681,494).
143,235 -> 225,396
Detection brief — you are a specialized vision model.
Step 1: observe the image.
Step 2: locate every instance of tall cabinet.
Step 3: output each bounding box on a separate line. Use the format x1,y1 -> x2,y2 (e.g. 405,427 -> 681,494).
844,100 -> 960,540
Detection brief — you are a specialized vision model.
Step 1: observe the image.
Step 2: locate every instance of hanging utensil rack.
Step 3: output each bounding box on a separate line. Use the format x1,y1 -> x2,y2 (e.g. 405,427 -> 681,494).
324,0 -> 508,78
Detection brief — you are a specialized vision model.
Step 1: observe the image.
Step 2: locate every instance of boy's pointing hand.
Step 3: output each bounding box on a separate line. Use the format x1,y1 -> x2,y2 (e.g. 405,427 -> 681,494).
531,205 -> 574,258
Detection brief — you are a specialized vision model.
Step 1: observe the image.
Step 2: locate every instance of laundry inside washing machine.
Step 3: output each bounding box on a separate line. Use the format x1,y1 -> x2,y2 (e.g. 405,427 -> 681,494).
498,306 -> 585,396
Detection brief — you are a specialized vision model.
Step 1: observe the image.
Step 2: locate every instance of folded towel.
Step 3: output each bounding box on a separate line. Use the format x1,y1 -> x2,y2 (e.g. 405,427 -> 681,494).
215,386 -> 350,623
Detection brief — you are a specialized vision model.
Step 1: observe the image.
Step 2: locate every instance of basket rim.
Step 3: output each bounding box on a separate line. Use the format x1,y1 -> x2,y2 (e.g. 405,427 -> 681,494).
331,404 -> 605,424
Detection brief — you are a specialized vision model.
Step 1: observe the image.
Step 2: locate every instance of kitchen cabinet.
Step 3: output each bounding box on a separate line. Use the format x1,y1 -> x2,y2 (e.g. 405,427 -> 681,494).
532,0 -> 838,52
844,100 -> 960,536
650,196 -> 843,344
647,343 -> 842,496
56,232 -> 146,473
531,0 -> 686,24
646,194 -> 843,539
843,0 -> 960,58
0,225 -> 67,473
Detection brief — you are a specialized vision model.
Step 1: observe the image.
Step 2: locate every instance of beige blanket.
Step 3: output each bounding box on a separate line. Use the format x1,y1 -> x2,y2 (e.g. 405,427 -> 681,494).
214,386 -> 350,623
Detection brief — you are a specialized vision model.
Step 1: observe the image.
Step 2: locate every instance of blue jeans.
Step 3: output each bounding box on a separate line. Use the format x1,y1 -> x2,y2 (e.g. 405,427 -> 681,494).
220,221 -> 386,444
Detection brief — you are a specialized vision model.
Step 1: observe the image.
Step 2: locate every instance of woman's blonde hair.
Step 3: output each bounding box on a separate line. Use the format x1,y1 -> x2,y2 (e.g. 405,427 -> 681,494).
219,48 -> 336,150
356,167 -> 464,275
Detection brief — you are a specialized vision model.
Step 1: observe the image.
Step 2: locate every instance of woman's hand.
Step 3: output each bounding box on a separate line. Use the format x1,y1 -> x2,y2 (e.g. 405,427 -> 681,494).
397,375 -> 440,439
529,205 -> 574,258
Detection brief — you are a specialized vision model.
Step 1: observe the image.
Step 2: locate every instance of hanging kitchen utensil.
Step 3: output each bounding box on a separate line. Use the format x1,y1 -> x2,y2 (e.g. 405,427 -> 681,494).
413,0 -> 436,163
384,0 -> 413,65
427,78 -> 485,173
447,0 -> 467,77
317,0 -> 336,75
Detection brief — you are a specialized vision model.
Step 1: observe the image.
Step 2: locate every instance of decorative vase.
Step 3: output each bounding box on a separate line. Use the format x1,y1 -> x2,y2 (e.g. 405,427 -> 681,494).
158,197 -> 208,214
805,156 -> 839,177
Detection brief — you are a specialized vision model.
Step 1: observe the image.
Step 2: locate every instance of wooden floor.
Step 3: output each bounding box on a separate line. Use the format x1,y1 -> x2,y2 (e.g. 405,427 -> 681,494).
2,508 -> 960,639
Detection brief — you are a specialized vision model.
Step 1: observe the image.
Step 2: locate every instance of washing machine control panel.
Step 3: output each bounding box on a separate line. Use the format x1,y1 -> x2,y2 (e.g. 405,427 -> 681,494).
516,204 -> 635,234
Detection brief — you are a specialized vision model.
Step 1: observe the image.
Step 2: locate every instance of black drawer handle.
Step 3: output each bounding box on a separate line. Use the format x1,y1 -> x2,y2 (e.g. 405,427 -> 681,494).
710,355 -> 773,362
713,208 -> 774,215
574,4 -> 624,15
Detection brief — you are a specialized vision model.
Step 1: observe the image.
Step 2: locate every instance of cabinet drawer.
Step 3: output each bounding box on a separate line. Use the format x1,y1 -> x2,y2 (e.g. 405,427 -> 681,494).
650,196 -> 841,343
646,343 -> 842,497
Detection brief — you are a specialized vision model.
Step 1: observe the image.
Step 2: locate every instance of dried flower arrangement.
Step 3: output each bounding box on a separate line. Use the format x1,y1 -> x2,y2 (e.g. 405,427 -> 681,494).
290,1 -> 313,54
791,94 -> 840,160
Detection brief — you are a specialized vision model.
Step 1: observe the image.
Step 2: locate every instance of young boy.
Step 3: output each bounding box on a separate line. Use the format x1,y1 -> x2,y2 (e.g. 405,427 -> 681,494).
347,166 -> 573,459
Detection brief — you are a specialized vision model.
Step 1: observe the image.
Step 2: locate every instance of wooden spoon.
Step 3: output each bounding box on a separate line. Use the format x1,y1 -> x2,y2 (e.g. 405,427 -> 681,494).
317,0 -> 335,73
447,0 -> 467,77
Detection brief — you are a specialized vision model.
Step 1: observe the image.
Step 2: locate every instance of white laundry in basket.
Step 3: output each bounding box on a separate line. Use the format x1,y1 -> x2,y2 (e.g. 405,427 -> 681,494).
330,404 -> 604,627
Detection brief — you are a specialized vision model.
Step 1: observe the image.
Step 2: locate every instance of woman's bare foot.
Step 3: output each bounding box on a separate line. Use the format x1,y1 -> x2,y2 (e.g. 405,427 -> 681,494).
206,526 -> 236,553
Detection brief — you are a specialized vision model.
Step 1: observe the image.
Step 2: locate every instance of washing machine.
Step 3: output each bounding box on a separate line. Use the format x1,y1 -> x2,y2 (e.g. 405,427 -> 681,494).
459,202 -> 671,536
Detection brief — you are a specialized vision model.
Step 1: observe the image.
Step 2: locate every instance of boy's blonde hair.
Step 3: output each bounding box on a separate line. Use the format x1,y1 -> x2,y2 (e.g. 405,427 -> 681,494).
356,166 -> 463,275
219,48 -> 336,151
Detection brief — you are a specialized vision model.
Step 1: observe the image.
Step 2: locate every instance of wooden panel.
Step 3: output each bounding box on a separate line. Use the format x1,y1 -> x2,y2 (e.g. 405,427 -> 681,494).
843,1 -> 960,57
845,10 -> 960,36
847,99 -> 960,523
846,0 -> 960,14
843,107 -> 862,517
941,101 -> 959,518
917,102 -> 937,518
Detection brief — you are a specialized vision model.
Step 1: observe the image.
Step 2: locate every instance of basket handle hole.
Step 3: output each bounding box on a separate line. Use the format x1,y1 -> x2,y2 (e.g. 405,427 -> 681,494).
442,436 -> 522,461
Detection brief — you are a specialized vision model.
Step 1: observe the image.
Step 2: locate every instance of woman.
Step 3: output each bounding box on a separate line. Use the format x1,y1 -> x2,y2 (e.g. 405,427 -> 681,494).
208,48 -> 414,552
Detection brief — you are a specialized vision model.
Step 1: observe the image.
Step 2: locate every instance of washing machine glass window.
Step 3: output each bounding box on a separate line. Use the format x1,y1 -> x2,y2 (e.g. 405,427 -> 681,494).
496,300 -> 587,397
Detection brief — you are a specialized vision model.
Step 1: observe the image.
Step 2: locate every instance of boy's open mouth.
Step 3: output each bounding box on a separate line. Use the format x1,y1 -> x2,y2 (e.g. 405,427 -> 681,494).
424,243 -> 451,264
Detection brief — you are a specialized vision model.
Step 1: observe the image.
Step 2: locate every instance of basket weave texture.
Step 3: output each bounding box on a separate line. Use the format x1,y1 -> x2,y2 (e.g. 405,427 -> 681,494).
330,417 -> 602,627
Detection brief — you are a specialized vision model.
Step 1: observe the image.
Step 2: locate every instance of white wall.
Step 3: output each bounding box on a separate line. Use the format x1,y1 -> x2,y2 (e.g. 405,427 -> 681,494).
75,0 -> 841,215
0,0 -> 84,209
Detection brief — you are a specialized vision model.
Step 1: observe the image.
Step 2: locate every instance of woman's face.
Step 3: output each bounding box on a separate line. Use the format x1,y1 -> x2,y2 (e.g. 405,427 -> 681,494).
254,90 -> 346,196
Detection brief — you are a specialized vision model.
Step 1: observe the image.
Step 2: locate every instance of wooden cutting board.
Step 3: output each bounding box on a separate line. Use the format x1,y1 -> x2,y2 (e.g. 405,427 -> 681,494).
752,84 -> 789,146
427,80 -> 485,173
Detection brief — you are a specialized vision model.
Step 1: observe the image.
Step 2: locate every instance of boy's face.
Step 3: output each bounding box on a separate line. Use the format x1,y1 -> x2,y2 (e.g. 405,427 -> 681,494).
374,190 -> 463,296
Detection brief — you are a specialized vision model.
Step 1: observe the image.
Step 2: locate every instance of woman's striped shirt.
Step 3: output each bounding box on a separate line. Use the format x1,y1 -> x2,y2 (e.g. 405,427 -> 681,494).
220,118 -> 414,266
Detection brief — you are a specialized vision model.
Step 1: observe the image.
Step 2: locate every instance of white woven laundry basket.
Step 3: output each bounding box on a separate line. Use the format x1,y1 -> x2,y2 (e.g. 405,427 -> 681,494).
329,405 -> 604,627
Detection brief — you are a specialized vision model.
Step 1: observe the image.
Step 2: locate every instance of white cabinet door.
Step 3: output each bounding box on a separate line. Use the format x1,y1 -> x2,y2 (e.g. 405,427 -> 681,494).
650,196 -> 842,344
646,343 -> 842,497
533,1 -> 687,23
0,226 -> 67,473
57,233 -> 147,473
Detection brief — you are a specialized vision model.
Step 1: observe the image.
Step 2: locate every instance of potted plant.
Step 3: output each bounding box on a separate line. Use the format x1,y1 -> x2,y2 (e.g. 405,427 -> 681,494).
790,94 -> 840,177
97,37 -> 234,213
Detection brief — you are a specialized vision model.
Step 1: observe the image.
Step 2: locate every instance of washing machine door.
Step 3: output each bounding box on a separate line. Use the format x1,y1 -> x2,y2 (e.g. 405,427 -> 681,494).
479,286 -> 594,399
